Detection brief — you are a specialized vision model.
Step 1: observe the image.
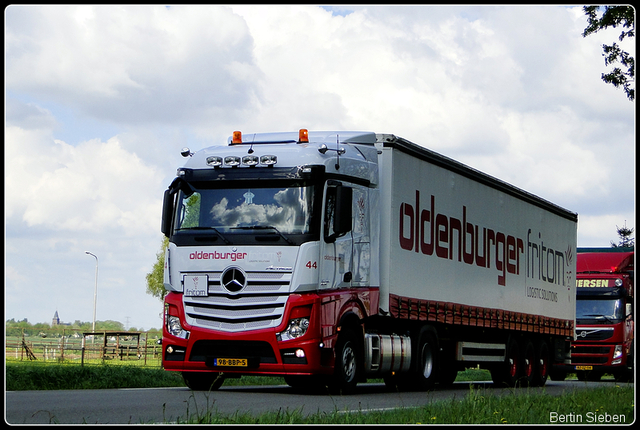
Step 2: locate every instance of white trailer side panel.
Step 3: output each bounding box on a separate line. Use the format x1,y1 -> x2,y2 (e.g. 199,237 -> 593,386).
378,138 -> 577,325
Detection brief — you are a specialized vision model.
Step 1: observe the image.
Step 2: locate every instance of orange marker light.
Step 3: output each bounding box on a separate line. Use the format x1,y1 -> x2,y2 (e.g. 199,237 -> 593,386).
232,131 -> 242,145
299,129 -> 309,143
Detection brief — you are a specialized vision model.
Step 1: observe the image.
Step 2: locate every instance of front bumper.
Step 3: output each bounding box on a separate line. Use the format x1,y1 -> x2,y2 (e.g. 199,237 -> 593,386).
163,329 -> 334,376
162,292 -> 335,376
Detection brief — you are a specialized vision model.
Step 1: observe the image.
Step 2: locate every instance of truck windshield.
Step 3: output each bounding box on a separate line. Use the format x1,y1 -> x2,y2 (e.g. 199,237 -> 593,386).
576,298 -> 625,323
174,183 -> 317,236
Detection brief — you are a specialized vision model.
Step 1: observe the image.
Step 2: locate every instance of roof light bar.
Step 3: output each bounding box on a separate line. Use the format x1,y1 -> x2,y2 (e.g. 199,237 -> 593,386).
242,155 -> 259,166
224,156 -> 241,166
260,155 -> 277,165
206,156 -> 223,167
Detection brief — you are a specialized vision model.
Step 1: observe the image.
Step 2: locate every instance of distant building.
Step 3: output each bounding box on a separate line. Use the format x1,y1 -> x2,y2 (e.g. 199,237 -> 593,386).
52,310 -> 61,326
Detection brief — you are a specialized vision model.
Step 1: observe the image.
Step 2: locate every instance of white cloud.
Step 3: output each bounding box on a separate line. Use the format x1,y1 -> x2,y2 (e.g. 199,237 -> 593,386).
5,5 -> 262,126
4,5 -> 634,328
578,214 -> 635,247
6,125 -> 163,236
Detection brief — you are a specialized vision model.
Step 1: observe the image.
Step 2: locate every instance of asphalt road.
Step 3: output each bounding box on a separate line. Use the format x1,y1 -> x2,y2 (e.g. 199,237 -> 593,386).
5,380 -> 623,424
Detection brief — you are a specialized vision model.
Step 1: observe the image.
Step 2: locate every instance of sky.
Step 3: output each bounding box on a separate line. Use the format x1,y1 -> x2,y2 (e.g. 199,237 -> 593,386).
4,5 -> 635,330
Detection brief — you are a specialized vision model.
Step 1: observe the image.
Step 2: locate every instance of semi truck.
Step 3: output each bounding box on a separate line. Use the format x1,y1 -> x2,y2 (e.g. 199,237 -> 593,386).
160,130 -> 577,392
552,248 -> 634,382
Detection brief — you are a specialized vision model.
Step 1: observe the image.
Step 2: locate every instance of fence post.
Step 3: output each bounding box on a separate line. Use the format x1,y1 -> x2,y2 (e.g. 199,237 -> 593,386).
60,329 -> 65,362
143,333 -> 148,366
101,331 -> 106,363
81,335 -> 85,367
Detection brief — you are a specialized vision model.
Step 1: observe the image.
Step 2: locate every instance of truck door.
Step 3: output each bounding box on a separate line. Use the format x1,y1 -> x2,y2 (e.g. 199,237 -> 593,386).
319,182 -> 354,290
350,185 -> 370,287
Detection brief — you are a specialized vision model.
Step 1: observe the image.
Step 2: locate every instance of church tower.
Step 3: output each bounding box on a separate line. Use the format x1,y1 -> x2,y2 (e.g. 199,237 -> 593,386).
52,310 -> 60,326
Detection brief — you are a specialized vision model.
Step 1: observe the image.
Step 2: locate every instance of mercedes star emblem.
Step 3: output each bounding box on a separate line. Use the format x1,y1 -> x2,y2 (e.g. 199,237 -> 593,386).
221,267 -> 247,293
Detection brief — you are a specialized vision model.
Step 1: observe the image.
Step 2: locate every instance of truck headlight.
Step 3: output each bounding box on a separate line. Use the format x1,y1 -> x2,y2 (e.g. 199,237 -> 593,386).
277,317 -> 310,341
167,315 -> 190,339
165,303 -> 190,339
613,344 -> 623,360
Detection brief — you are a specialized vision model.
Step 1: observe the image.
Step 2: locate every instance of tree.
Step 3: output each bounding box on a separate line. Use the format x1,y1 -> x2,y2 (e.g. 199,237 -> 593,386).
611,222 -> 634,249
583,6 -> 635,101
146,236 -> 170,301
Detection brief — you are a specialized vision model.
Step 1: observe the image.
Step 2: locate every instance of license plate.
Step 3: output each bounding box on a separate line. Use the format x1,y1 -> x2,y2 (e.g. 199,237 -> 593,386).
575,365 -> 593,371
215,358 -> 248,367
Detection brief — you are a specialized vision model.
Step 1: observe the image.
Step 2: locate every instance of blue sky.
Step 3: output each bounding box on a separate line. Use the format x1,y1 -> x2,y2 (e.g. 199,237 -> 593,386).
5,5 -> 635,329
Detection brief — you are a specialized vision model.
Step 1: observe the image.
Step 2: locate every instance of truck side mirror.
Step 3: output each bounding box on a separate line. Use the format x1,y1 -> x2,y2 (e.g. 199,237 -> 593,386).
334,185 -> 353,236
324,185 -> 353,243
161,188 -> 174,237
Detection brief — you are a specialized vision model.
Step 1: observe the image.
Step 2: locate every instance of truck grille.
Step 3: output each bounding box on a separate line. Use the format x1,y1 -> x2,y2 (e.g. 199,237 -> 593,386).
574,327 -> 614,341
571,345 -> 611,365
182,271 -> 291,332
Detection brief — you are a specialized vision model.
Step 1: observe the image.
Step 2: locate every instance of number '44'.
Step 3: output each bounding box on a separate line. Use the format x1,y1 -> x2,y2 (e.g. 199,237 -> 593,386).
306,261 -> 317,269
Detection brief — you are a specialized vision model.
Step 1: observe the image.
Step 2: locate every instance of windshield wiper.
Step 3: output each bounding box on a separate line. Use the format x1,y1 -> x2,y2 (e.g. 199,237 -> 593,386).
175,227 -> 231,244
582,313 -> 615,324
232,226 -> 295,245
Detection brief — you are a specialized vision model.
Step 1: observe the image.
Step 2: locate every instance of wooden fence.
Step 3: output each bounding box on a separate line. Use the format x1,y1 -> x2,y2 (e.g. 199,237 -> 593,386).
6,328 -> 163,366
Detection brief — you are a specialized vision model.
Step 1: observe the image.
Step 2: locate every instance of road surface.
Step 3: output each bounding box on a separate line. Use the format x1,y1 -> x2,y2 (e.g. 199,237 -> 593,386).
5,380 -> 624,424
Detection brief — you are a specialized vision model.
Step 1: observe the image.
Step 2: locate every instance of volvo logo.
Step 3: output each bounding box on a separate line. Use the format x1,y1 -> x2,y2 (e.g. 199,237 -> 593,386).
221,267 -> 247,293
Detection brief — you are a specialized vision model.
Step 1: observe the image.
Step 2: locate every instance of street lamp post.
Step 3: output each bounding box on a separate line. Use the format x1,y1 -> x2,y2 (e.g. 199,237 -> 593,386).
85,251 -> 98,339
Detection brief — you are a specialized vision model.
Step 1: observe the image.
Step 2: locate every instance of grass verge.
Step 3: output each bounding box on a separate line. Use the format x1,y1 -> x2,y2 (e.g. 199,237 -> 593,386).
6,362 -> 633,424
6,361 -> 185,391
173,384 -> 634,424
5,361 -> 492,391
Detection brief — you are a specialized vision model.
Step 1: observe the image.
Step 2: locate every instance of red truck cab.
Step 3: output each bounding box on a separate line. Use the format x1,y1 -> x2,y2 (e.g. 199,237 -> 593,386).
560,248 -> 634,382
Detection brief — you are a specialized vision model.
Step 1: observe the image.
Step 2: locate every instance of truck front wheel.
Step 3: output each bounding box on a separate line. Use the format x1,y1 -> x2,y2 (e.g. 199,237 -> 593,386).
329,329 -> 360,394
182,371 -> 225,391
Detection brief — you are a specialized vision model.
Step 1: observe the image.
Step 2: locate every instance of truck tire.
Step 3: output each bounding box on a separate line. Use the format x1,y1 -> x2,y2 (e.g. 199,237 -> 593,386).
521,339 -> 535,387
412,326 -> 439,390
577,370 -> 602,381
614,368 -> 634,383
532,340 -> 550,387
182,371 -> 225,391
329,329 -> 360,394
491,337 -> 521,387
548,370 -> 566,381
284,375 -> 326,392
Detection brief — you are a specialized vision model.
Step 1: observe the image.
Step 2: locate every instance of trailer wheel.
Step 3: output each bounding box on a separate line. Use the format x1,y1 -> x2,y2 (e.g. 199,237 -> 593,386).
491,337 -> 521,387
532,340 -> 550,387
329,329 -> 360,394
413,326 -> 439,390
521,339 -> 535,387
182,371 -> 225,391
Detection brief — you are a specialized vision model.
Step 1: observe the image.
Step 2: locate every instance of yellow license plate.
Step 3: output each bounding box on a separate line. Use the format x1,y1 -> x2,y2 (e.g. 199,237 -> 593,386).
575,365 -> 593,371
215,358 -> 248,367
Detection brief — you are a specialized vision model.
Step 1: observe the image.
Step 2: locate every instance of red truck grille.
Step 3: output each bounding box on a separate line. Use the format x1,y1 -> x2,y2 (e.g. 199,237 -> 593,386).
570,345 -> 611,365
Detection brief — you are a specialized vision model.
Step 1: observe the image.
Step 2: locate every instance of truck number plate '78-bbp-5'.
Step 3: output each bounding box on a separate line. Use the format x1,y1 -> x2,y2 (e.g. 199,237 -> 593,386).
214,358 -> 248,367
